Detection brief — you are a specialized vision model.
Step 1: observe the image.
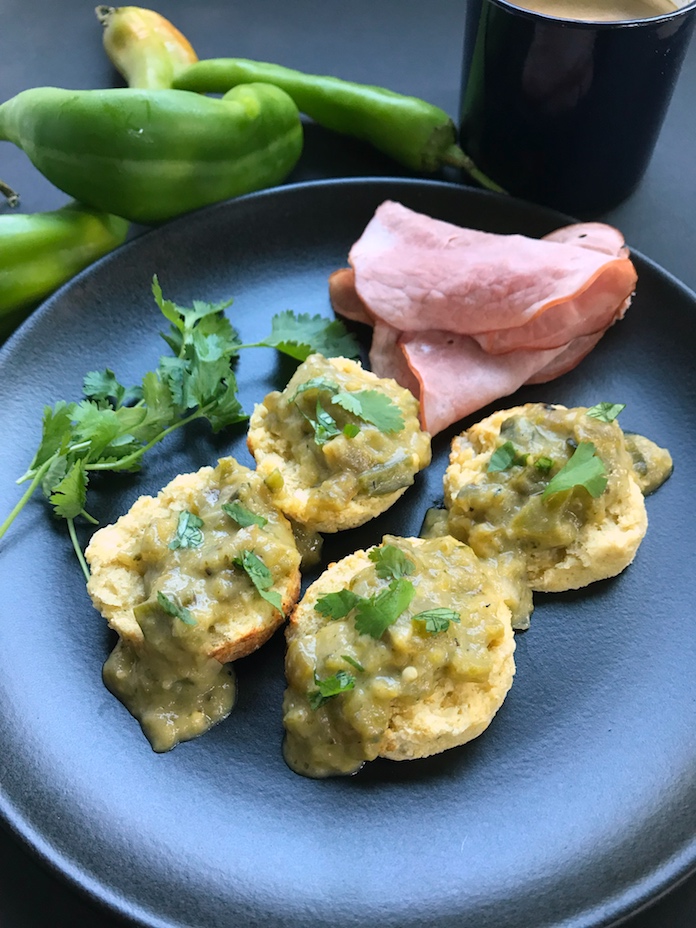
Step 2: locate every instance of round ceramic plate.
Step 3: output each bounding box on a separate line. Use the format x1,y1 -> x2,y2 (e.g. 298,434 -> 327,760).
0,178 -> 693,928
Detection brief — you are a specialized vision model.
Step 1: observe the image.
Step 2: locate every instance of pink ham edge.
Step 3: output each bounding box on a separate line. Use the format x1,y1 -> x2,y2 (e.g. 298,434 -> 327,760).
348,201 -> 637,353
329,264 -> 613,435
371,328 -> 569,436
329,201 -> 637,435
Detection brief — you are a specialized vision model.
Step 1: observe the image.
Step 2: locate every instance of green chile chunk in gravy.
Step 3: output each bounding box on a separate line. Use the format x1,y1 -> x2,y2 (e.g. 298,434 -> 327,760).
447,406 -> 671,564
283,536 -> 511,779
623,432 -> 673,495
103,458 -> 299,752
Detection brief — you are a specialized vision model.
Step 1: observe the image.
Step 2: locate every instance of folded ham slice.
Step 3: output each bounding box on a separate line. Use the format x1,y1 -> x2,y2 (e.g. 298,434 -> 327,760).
329,201 -> 637,435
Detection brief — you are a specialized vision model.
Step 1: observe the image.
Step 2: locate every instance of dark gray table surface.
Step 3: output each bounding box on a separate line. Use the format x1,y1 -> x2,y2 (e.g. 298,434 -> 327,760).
1,2 -> 694,926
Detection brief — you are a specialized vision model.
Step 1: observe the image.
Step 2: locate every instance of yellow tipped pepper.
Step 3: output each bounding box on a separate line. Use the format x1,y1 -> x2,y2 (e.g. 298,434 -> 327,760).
95,5 -> 198,89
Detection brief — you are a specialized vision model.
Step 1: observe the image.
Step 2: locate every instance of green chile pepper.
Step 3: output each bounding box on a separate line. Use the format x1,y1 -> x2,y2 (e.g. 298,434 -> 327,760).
174,58 -> 504,189
0,84 -> 303,224
0,202 -> 128,340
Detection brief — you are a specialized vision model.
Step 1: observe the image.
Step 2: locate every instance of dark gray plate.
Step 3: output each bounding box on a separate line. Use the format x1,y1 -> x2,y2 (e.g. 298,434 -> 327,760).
0,178 -> 693,928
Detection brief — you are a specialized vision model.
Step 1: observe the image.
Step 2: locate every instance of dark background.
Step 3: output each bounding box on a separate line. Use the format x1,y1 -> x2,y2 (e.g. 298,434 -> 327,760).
0,1 -> 694,926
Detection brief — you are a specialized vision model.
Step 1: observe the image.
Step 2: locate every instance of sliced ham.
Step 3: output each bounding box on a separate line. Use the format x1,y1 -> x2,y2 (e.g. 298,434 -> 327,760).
329,201 -> 637,435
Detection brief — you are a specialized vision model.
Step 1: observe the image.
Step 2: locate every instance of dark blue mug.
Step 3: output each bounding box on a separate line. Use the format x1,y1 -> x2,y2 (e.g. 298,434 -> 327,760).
459,0 -> 696,215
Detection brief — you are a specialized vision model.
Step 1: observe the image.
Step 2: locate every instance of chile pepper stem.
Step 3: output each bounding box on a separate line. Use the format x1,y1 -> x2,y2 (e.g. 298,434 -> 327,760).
442,144 -> 508,196
95,6 -> 115,26
0,179 -> 19,207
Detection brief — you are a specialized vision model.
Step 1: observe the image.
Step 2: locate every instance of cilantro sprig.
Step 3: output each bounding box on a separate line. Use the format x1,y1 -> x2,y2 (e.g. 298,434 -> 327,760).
0,278 -> 362,578
542,441 -> 608,499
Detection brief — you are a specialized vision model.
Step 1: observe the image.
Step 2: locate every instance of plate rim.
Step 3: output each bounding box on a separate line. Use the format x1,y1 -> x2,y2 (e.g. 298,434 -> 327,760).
1,175 -> 695,928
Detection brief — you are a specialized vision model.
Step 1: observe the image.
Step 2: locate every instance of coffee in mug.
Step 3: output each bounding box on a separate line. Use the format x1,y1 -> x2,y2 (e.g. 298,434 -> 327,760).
507,0 -> 680,20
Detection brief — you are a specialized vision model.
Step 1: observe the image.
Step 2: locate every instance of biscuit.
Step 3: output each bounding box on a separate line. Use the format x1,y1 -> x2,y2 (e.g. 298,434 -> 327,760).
283,535 -> 515,777
444,404 -> 648,592
247,354 -> 431,533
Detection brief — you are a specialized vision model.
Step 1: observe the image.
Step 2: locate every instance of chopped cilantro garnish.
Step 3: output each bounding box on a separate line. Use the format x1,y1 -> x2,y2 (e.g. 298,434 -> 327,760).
157,591 -> 196,626
289,377 -> 340,402
412,608 -> 460,633
368,544 -> 415,580
587,402 -> 626,423
542,441 -> 608,499
308,670 -> 356,709
233,550 -> 283,614
304,400 -> 344,446
354,578 -> 415,639
222,501 -> 267,529
315,589 -> 364,619
294,380 -> 403,445
168,510 -> 204,550
333,390 -> 405,434
488,441 -> 528,472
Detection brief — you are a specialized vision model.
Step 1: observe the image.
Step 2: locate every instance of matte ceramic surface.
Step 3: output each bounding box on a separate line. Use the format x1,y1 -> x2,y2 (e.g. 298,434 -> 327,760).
0,178 -> 694,928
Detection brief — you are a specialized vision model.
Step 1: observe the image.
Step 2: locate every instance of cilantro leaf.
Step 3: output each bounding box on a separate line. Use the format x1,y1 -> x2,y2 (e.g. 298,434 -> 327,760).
169,510 -> 204,550
157,591 -> 196,626
233,549 -> 283,613
152,275 -> 234,331
290,377 -> 340,402
488,441 -> 528,472
354,578 -> 415,639
542,441 -> 608,499
204,378 -> 247,433
300,400 -> 343,446
333,390 -> 405,434
587,403 -> 626,423
83,369 -> 142,408
25,402 -> 75,474
343,423 -> 361,438
368,544 -> 415,580
49,460 -> 89,520
315,589 -> 364,619
308,670 -> 356,709
222,501 -> 267,529
412,608 -> 461,633
255,310 -> 360,361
